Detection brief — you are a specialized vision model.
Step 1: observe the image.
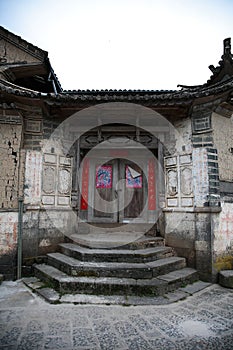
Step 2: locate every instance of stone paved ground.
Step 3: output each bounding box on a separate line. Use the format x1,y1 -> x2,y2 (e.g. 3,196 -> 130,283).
0,281 -> 233,349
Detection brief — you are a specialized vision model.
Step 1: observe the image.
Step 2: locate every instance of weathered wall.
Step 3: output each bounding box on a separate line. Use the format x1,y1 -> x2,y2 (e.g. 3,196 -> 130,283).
0,212 -> 18,279
164,118 -> 193,208
0,110 -> 24,278
21,122 -> 74,275
0,38 -> 41,64
213,202 -> 233,272
24,151 -> 42,205
164,118 -> 197,271
211,112 -> 233,273
212,112 -> 233,182
192,148 -> 209,207
0,106 -> 75,278
22,209 -> 78,275
0,123 -> 22,208
164,106 -> 225,281
165,212 -> 196,267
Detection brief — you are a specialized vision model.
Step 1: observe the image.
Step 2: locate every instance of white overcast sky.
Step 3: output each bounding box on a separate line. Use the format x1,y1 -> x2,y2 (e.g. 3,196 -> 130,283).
0,0 -> 232,90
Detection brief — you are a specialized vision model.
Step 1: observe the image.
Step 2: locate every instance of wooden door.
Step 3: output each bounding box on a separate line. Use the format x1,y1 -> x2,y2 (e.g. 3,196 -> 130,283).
88,158 -> 147,223
118,160 -> 146,223
88,159 -> 118,222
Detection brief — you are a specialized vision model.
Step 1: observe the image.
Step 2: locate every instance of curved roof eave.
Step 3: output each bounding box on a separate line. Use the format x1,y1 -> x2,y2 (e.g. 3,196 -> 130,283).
0,77 -> 233,106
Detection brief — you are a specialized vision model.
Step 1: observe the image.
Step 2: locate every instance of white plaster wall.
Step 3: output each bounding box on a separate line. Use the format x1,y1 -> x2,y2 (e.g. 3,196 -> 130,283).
192,148 -> 209,207
173,118 -> 192,154
212,112 -> 233,182
0,212 -> 18,255
213,202 -> 233,254
24,150 -> 42,205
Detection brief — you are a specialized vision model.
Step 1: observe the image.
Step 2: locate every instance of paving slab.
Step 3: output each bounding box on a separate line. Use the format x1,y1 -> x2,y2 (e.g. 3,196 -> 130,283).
164,290 -> 189,303
179,280 -> 211,295
0,281 -> 233,350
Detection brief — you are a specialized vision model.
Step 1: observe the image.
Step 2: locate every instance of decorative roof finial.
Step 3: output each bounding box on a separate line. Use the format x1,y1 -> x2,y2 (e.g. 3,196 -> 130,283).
223,38 -> 231,56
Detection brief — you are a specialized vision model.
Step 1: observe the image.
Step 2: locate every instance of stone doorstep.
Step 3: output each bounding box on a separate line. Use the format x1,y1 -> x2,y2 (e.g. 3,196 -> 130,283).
59,243 -> 174,263
70,235 -> 165,250
34,263 -> 198,297
47,252 -> 186,279
22,278 -> 211,306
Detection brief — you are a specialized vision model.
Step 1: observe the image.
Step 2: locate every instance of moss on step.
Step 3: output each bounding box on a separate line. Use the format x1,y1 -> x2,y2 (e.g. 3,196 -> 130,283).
214,255 -> 233,271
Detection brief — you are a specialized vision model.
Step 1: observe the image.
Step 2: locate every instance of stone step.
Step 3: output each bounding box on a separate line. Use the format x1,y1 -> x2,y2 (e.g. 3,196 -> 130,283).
59,243 -> 174,263
70,234 -> 164,249
77,222 -> 155,234
47,253 -> 186,279
219,270 -> 233,289
24,278 -> 208,305
157,268 -> 199,286
34,263 -> 198,297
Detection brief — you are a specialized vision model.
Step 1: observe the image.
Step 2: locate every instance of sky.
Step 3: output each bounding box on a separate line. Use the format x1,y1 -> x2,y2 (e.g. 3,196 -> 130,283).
0,0 -> 233,91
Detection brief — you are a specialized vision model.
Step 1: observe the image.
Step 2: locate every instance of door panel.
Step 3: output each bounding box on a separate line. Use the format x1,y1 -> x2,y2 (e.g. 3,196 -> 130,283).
119,161 -> 146,222
94,164 -> 114,218
88,157 -> 149,223
88,159 -> 118,222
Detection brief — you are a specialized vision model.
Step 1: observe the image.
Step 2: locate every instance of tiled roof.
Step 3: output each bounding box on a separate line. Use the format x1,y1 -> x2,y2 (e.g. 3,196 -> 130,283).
0,77 -> 233,106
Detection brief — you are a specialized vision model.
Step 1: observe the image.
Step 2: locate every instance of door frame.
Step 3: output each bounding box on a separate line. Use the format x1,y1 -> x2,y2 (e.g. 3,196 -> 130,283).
87,156 -> 149,223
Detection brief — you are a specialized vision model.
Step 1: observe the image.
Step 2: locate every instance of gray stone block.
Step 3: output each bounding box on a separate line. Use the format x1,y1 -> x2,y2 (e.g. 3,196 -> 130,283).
37,287 -> 60,303
179,280 -> 211,294
219,270 -> 233,289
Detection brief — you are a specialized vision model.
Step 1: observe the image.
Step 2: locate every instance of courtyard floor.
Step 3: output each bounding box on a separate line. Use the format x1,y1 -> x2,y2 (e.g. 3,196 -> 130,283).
0,280 -> 233,349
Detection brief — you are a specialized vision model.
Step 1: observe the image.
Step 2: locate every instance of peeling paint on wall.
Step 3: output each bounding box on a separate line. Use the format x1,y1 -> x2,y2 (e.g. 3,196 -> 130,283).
192,148 -> 209,206
0,123 -> 22,208
0,212 -> 18,254
214,202 -> 233,253
212,112 -> 233,182
24,151 -> 42,205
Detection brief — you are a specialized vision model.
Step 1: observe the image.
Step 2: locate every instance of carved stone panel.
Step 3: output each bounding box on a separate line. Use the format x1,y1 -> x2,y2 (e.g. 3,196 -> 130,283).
167,169 -> 178,196
42,152 -> 72,206
165,153 -> 193,208
42,195 -> 55,205
165,157 -> 177,166
42,166 -> 56,194
58,168 -> 71,194
44,153 -> 57,164
181,167 -> 193,195
25,119 -> 42,133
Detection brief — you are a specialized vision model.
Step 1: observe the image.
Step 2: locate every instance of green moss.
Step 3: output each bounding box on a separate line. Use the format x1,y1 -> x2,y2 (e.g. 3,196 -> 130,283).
214,255 -> 233,271
75,270 -> 98,277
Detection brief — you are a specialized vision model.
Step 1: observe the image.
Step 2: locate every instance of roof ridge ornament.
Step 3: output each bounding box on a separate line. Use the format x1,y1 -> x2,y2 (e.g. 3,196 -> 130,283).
206,37 -> 233,85
223,38 -> 231,56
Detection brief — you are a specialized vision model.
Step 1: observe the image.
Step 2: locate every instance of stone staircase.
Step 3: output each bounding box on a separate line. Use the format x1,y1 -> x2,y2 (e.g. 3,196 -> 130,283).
23,234 -> 204,305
